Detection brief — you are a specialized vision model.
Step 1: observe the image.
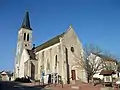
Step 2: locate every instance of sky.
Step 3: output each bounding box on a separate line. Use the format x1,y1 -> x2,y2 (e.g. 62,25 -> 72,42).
0,0 -> 120,71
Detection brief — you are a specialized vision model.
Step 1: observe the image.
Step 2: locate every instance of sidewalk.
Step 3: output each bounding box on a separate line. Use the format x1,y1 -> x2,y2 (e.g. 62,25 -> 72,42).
45,82 -> 103,90
20,82 -> 113,90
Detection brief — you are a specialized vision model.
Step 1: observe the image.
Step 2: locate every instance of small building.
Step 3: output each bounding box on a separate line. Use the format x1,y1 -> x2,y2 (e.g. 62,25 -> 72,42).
89,53 -> 118,80
100,70 -> 116,86
0,71 -> 13,81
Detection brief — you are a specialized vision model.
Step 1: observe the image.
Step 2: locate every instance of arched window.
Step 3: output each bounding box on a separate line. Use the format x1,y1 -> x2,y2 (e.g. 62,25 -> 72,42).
55,55 -> 57,68
27,34 -> 29,41
24,33 -> 26,40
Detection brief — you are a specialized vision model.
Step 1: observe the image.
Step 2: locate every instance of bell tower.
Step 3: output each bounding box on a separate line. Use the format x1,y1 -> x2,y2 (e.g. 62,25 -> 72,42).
15,11 -> 33,78
19,11 -> 32,50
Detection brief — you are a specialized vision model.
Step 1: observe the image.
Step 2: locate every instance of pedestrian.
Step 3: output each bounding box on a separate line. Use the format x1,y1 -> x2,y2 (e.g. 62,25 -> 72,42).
54,74 -> 57,86
48,74 -> 51,86
41,72 -> 44,85
42,76 -> 44,85
9,77 -> 11,81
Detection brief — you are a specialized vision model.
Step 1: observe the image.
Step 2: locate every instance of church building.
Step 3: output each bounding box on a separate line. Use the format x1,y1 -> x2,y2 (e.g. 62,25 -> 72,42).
14,11 -> 87,84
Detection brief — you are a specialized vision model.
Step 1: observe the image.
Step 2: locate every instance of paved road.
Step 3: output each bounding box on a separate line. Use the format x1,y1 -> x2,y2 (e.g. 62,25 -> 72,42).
0,81 -> 51,90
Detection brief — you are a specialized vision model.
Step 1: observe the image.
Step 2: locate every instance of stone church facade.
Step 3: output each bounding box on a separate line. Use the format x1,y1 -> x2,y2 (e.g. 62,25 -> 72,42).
14,11 -> 87,84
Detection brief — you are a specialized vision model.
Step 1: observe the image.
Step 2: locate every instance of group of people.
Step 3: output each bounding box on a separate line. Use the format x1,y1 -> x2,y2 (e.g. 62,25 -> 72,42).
41,73 -> 62,85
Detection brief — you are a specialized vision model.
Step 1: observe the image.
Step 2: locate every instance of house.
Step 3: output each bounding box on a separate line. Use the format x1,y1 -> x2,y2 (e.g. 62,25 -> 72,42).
14,11 -> 87,84
89,53 -> 118,80
0,71 -> 13,81
100,70 -> 116,86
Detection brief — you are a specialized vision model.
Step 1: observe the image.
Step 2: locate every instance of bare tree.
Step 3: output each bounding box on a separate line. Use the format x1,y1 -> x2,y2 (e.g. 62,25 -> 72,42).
101,53 -> 118,71
73,44 -> 119,84
72,44 -> 104,83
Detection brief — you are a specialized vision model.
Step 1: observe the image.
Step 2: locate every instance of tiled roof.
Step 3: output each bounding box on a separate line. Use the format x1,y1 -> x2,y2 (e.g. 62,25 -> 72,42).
35,32 -> 65,52
100,70 -> 116,75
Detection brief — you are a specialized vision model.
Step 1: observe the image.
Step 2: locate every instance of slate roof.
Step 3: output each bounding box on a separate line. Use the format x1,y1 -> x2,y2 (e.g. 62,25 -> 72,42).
92,53 -> 117,63
35,32 -> 65,52
26,49 -> 36,60
21,11 -> 32,30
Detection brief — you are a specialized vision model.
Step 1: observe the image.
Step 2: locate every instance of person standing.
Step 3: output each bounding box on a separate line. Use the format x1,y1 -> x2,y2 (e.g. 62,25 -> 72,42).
42,72 -> 44,85
48,74 -> 51,86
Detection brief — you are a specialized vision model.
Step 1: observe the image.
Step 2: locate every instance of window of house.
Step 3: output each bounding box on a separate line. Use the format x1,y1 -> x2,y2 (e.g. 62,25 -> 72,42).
27,34 -> 29,41
105,76 -> 112,82
24,33 -> 26,40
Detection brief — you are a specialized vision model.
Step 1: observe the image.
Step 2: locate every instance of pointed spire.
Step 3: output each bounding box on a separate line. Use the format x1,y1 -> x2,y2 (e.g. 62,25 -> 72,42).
21,11 -> 32,30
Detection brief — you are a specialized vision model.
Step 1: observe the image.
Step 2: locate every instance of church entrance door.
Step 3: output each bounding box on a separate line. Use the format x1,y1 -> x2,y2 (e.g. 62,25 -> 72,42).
31,62 -> 35,80
71,70 -> 76,80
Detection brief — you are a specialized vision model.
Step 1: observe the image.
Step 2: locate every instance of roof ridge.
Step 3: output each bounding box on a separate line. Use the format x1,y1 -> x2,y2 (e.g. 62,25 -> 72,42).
92,52 -> 117,62
35,32 -> 65,52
